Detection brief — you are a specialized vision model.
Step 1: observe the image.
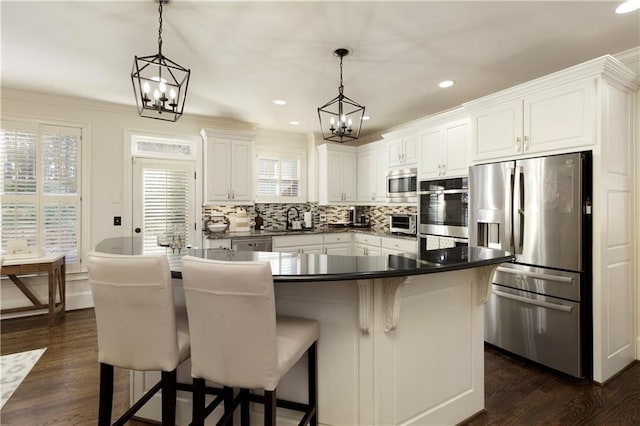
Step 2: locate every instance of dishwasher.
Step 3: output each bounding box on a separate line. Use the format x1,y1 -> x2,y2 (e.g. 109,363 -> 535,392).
231,237 -> 273,252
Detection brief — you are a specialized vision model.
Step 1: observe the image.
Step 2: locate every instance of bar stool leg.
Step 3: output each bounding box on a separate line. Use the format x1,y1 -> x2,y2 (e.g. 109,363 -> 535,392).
308,342 -> 318,426
162,369 -> 177,426
192,378 -> 205,426
224,386 -> 234,426
98,363 -> 114,426
264,390 -> 276,426
241,389 -> 250,426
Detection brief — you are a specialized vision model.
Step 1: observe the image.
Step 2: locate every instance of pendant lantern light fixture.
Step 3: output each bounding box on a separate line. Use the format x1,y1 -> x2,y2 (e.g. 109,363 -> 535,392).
318,48 -> 365,143
131,0 -> 190,122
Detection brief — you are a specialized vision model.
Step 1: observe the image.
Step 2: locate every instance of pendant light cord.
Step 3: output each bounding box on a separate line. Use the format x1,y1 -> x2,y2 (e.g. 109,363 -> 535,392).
157,1 -> 163,55
338,55 -> 344,94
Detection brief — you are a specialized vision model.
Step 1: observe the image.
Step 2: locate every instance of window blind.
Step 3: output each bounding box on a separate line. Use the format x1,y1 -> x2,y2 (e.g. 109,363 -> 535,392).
255,153 -> 302,202
0,122 -> 82,267
142,167 -> 191,257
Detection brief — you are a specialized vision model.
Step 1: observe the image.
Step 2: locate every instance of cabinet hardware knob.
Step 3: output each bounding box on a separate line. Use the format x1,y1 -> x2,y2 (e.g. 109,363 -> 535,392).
516,137 -> 522,152
523,136 -> 529,151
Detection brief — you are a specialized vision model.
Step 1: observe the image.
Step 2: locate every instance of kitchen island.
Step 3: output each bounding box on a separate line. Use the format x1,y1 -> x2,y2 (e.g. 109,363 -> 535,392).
94,238 -> 512,425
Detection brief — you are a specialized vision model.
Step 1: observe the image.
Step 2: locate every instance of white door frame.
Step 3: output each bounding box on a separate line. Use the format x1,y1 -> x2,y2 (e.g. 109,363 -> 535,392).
123,129 -> 202,241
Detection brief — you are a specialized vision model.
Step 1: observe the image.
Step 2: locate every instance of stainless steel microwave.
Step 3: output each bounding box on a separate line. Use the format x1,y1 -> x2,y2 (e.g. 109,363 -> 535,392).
386,168 -> 417,203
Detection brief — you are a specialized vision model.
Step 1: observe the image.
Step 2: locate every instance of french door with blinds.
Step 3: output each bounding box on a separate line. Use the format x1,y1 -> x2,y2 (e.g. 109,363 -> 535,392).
132,158 -> 196,258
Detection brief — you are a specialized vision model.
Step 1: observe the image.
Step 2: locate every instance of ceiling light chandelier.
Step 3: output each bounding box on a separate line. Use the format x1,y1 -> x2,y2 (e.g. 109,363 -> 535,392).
131,0 -> 190,122
317,48 -> 365,143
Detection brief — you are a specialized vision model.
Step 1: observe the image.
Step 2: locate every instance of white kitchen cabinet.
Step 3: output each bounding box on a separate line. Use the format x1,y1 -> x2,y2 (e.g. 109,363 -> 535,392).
380,236 -> 417,256
419,118 -> 469,179
323,233 -> 353,255
202,238 -> 231,250
468,78 -> 595,162
356,140 -> 387,203
318,144 -> 357,204
387,134 -> 418,167
202,128 -> 255,203
273,234 -> 324,254
353,233 -> 382,256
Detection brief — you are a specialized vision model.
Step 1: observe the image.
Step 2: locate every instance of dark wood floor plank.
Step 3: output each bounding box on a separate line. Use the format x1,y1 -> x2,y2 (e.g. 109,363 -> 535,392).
2,309 -> 638,425
463,346 -> 640,425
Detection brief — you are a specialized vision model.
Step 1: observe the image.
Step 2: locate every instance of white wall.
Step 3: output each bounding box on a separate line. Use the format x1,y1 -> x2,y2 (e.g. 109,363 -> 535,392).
0,89 -> 308,313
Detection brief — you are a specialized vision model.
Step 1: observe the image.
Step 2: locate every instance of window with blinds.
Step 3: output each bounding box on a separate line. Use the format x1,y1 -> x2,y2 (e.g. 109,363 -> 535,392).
255,150 -> 304,203
1,122 -> 82,266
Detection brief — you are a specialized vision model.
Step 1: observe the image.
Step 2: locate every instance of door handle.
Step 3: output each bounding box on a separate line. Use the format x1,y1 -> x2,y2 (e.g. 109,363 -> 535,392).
513,166 -> 524,254
493,289 -> 573,312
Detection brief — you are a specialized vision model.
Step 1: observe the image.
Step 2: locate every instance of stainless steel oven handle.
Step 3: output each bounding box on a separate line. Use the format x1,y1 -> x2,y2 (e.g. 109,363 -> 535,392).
495,266 -> 574,283
492,289 -> 573,312
419,189 -> 468,195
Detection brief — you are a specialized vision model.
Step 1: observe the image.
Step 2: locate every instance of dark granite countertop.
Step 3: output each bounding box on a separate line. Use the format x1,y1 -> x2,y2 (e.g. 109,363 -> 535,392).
207,226 -> 417,241
94,237 -> 513,282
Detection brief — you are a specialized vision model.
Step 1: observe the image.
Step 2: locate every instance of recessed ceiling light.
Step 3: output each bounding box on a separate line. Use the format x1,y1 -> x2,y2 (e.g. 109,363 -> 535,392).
273,99 -> 287,106
362,116 -> 370,121
289,121 -> 299,126
616,0 -> 640,13
438,80 -> 455,88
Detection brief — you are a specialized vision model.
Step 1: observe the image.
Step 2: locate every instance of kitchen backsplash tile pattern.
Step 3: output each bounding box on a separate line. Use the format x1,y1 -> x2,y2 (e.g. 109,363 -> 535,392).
203,203 -> 417,233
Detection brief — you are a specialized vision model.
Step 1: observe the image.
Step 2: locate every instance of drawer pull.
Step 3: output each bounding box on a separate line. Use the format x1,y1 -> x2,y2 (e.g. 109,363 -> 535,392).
493,289 -> 573,313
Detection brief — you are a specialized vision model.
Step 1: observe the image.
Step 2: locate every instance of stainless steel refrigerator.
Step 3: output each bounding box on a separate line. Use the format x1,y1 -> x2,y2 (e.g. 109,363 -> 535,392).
469,152 -> 592,378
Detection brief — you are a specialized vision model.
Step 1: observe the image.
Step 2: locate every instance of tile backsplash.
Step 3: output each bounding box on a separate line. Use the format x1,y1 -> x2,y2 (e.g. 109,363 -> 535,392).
203,203 -> 417,233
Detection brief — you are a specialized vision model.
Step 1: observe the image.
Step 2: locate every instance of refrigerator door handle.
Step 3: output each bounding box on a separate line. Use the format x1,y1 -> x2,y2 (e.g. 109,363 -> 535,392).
513,166 -> 524,254
507,166 -> 515,252
492,289 -> 573,313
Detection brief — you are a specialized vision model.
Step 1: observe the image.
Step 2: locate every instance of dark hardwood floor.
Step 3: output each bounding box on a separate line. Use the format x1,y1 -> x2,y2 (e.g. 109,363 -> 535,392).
1,309 -> 639,425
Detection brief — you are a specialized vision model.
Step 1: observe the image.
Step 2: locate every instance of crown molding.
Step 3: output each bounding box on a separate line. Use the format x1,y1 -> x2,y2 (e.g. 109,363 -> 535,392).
463,55 -> 638,111
614,45 -> 640,73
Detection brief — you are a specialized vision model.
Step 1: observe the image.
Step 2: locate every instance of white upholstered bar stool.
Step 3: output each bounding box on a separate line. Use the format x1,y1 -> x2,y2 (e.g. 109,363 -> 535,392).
87,251 -> 191,426
181,255 -> 319,426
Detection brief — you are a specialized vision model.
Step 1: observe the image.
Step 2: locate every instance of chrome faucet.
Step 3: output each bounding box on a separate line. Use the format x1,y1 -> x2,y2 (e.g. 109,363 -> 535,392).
286,206 -> 300,230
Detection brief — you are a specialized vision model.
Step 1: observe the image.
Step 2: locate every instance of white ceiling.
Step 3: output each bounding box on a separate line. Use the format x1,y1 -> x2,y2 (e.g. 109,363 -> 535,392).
2,1 -> 639,139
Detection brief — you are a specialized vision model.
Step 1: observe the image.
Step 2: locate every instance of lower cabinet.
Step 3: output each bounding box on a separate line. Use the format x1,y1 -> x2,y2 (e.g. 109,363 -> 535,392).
353,234 -> 382,256
203,238 -> 231,250
258,232 -> 417,257
273,234 -> 324,254
323,233 -> 352,255
380,236 -> 417,256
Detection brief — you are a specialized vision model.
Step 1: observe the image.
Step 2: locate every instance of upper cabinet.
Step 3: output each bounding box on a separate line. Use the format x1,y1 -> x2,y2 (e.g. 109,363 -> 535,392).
466,78 -> 595,162
202,128 -> 255,204
386,133 -> 418,167
317,143 -> 357,204
419,116 -> 469,180
357,140 -> 388,203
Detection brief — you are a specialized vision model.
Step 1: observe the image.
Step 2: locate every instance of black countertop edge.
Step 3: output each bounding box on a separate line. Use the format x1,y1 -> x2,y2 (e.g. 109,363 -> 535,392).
171,255 -> 513,282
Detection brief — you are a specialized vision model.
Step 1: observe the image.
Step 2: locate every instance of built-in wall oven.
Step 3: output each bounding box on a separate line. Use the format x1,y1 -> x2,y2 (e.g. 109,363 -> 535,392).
418,177 -> 469,238
418,177 -> 469,255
